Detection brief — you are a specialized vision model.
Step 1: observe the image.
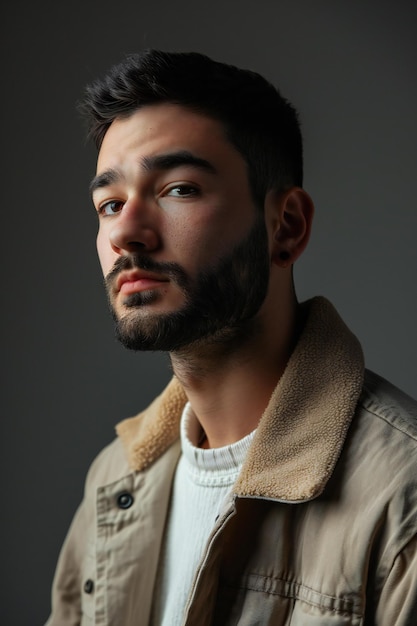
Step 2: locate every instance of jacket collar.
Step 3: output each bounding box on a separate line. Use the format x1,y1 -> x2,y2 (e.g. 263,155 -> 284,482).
116,297 -> 364,502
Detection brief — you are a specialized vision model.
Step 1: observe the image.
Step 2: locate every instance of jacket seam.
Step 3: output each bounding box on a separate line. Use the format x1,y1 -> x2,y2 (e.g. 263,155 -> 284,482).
358,399 -> 417,443
225,575 -> 362,617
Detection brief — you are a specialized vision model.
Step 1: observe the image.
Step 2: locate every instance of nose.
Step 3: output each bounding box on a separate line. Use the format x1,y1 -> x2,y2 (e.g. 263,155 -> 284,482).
109,197 -> 160,254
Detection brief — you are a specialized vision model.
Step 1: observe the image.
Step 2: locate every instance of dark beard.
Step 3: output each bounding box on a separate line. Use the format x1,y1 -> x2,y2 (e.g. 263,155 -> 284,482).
105,214 -> 270,352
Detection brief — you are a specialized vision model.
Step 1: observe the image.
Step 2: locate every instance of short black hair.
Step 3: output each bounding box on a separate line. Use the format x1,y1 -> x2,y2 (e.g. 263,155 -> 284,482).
79,49 -> 303,206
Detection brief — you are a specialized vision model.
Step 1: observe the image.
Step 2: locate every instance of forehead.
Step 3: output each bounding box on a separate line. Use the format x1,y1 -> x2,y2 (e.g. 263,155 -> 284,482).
96,103 -> 239,172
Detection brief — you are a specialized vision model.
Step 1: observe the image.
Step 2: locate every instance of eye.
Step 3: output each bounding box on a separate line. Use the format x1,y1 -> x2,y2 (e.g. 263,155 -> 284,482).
165,184 -> 199,198
98,200 -> 124,216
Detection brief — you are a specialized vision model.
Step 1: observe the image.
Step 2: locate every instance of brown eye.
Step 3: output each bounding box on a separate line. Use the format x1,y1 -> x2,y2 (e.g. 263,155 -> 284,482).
99,200 -> 124,215
166,185 -> 199,197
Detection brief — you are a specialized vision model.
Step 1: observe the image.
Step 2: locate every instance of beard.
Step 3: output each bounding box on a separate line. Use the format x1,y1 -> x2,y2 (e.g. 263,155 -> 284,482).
104,214 -> 270,352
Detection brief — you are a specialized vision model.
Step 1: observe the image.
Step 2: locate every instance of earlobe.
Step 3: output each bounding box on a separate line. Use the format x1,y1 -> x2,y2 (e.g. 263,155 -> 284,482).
268,187 -> 314,267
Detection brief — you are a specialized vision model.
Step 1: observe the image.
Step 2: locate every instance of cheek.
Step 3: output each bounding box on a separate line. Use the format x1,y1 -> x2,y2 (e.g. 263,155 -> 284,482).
169,205 -> 253,269
165,213 -> 224,270
96,230 -> 116,277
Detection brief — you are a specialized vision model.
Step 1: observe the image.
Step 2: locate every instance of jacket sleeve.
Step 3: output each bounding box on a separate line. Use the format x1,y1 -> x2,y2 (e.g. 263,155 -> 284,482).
375,535 -> 417,625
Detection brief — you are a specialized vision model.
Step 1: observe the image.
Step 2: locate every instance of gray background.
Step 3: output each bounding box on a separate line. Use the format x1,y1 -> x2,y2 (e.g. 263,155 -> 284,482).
2,1 -> 416,624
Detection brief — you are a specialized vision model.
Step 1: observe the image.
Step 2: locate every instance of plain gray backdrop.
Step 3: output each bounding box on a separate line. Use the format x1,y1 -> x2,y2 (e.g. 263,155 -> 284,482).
2,1 -> 416,624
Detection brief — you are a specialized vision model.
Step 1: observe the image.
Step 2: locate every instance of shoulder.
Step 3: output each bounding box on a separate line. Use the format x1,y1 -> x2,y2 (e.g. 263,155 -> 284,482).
349,369 -> 417,476
344,369 -> 417,536
358,369 -> 417,442
83,436 -> 132,495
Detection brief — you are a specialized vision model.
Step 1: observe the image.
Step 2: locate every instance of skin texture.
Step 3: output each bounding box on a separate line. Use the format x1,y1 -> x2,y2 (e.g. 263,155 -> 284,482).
92,103 -> 314,447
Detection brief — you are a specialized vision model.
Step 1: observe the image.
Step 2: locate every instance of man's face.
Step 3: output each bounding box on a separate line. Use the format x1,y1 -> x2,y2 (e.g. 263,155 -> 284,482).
92,104 -> 271,351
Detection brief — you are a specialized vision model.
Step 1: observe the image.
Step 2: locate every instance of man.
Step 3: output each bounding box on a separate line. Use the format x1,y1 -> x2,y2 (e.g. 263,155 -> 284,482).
46,50 -> 417,625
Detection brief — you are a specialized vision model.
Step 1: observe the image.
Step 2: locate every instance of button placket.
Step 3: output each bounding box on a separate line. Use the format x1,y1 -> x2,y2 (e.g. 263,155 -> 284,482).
83,579 -> 94,594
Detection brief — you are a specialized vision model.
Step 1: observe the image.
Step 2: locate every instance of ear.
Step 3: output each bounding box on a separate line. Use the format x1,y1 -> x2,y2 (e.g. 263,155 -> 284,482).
265,187 -> 314,267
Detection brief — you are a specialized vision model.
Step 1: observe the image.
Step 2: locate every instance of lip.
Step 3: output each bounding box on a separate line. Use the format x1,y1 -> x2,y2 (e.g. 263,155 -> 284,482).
116,270 -> 169,295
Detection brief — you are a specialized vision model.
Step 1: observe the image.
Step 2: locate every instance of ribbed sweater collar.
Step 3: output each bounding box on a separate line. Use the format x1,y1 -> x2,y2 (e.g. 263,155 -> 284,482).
180,402 -> 256,474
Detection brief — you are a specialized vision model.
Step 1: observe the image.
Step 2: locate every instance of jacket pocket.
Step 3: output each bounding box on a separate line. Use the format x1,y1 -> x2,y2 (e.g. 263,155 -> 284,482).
289,597 -> 362,625
212,575 -> 363,625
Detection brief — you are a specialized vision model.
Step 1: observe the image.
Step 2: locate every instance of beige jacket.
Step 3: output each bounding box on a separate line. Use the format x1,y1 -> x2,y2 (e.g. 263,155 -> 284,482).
46,297 -> 417,625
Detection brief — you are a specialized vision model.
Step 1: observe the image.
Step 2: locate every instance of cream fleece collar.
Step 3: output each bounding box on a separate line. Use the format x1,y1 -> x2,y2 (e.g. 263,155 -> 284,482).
116,297 -> 364,502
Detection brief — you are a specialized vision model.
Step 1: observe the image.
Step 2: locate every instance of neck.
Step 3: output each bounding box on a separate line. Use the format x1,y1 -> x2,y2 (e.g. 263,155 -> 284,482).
170,294 -> 304,449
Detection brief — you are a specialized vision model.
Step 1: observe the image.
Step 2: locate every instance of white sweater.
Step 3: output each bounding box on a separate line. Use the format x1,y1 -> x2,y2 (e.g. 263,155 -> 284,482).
151,403 -> 256,626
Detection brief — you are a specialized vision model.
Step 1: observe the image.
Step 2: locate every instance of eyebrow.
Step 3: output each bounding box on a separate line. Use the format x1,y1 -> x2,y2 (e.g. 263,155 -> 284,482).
89,150 -> 217,197
89,168 -> 122,196
141,150 -> 217,175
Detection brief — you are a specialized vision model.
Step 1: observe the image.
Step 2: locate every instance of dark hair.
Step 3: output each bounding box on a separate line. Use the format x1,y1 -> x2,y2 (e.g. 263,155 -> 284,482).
79,49 -> 303,205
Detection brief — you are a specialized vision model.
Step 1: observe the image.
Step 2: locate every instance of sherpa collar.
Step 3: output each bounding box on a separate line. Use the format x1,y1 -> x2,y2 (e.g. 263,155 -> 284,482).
116,296 -> 364,502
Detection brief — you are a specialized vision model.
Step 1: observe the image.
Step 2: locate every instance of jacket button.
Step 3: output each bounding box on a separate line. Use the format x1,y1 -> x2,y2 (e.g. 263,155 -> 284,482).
117,492 -> 134,509
84,579 -> 94,594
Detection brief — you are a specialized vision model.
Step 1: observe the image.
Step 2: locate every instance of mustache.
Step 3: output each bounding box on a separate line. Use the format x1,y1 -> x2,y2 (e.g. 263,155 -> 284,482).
105,254 -> 189,289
